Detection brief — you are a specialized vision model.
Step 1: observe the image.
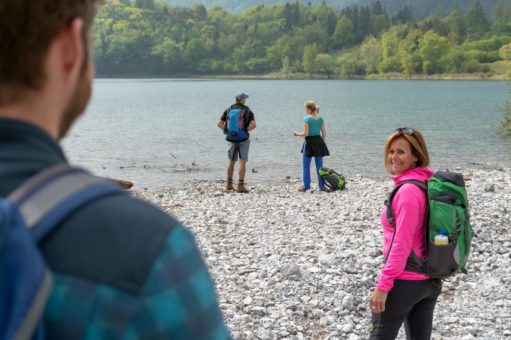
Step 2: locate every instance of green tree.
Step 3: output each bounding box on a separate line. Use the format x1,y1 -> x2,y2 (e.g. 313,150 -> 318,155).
151,37 -> 185,71
372,1 -> 383,16
266,37 -> 290,71
336,52 -> 363,78
399,29 -> 423,76
370,13 -> 390,37
465,0 -> 490,38
393,6 -> 413,25
355,6 -> 371,42
447,6 -> 465,44
500,43 -> 511,60
315,53 -> 335,78
493,4 -> 511,34
332,15 -> 354,49
445,48 -> 467,73
359,36 -> 381,74
185,37 -> 204,65
303,44 -> 319,76
135,0 -> 155,9
281,56 -> 291,78
314,4 -> 337,36
191,3 -> 207,21
419,30 -> 449,74
379,26 -> 402,73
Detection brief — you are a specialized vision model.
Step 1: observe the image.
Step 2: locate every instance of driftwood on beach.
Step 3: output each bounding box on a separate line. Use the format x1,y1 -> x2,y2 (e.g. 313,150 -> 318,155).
111,178 -> 134,189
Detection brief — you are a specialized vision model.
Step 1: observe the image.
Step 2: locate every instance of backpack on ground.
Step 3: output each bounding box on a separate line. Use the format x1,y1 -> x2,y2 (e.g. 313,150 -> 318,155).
319,167 -> 346,191
0,164 -> 123,340
225,108 -> 249,142
385,170 -> 473,279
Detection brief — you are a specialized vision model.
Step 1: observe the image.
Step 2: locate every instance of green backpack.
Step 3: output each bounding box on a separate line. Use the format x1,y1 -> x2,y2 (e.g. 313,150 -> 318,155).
319,167 -> 346,191
385,171 -> 473,279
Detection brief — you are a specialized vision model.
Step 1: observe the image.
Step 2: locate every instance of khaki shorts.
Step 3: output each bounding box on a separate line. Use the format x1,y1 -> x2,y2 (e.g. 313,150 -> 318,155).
228,139 -> 250,161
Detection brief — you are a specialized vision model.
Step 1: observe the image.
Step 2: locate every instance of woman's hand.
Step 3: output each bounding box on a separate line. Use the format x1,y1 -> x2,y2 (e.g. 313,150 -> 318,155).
293,131 -> 299,137
369,288 -> 388,314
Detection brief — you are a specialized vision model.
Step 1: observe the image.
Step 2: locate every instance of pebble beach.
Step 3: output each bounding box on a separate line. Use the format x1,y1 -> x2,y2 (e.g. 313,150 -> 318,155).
135,167 -> 511,339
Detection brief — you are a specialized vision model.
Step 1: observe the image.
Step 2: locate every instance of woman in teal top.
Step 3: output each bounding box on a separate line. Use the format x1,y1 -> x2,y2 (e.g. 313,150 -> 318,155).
293,100 -> 330,192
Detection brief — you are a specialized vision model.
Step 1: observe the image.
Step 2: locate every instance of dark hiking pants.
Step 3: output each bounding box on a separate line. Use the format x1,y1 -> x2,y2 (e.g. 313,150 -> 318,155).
369,279 -> 442,340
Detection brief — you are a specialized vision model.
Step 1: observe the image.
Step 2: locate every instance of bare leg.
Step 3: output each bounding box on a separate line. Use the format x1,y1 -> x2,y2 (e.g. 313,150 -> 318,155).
227,160 -> 235,180
237,160 -> 249,193
238,160 -> 247,181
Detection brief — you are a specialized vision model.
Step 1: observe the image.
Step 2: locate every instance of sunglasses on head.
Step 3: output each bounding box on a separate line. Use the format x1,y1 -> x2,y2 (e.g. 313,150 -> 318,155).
395,127 -> 415,135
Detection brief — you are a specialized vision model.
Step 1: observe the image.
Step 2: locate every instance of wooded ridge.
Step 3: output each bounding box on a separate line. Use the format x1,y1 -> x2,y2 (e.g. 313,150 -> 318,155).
94,0 -> 511,79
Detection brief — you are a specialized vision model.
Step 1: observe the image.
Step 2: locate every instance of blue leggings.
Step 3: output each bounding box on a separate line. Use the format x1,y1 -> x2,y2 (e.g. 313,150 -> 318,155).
302,151 -> 324,190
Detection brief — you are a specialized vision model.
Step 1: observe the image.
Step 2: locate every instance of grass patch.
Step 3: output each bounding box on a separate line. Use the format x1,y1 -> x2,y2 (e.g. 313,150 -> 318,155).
489,60 -> 511,78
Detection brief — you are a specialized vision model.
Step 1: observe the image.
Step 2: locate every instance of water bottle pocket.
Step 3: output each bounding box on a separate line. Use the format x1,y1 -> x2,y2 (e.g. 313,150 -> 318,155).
426,240 -> 458,278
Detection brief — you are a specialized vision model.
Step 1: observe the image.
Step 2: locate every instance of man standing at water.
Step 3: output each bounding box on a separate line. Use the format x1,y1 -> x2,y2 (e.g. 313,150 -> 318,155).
217,92 -> 256,193
0,1 -> 229,338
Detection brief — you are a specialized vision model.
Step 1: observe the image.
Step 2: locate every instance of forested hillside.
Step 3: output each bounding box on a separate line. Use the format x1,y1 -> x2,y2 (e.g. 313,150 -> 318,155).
159,0 -> 506,18
94,0 -> 511,78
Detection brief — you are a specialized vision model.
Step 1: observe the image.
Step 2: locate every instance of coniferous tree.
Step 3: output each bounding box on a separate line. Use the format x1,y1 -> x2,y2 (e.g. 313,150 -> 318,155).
465,0 -> 490,38
393,6 -> 414,25
372,1 -> 383,16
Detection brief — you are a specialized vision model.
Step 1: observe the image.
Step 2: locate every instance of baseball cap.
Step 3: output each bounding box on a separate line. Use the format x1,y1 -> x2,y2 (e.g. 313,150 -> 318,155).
235,91 -> 249,99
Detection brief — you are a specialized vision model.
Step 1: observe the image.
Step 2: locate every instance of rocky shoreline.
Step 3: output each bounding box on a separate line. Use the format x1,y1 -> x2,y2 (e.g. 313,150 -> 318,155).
135,167 -> 511,339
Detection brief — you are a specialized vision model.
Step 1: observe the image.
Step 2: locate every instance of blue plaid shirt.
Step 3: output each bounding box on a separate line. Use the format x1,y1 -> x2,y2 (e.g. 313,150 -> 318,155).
44,226 -> 230,339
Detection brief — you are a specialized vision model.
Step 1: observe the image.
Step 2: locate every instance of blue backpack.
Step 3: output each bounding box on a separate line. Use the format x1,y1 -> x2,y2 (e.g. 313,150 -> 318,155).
0,164 -> 123,340
225,108 -> 249,142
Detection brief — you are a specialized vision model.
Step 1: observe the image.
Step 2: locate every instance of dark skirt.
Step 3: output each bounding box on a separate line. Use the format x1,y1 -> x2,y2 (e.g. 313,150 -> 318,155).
301,135 -> 330,157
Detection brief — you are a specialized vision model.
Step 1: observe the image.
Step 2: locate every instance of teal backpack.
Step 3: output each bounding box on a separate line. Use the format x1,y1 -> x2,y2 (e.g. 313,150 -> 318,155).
225,108 -> 249,142
386,171 -> 473,279
319,167 -> 346,191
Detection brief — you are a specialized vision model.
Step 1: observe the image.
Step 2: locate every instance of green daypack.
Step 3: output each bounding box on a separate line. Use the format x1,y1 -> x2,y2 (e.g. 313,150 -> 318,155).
319,167 -> 346,191
385,171 -> 473,279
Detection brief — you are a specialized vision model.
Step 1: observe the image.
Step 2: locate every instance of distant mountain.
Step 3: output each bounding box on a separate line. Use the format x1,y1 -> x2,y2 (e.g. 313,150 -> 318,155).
162,0 -> 506,18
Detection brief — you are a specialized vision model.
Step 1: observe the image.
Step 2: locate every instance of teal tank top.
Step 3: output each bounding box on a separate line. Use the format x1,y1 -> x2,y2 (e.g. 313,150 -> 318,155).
304,116 -> 323,136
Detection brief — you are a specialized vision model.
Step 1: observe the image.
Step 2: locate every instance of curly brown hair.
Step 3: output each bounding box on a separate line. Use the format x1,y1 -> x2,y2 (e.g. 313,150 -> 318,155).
0,0 -> 100,103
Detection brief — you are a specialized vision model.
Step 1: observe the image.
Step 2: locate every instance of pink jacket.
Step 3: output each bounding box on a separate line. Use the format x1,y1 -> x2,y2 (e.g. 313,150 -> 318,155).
376,167 -> 434,292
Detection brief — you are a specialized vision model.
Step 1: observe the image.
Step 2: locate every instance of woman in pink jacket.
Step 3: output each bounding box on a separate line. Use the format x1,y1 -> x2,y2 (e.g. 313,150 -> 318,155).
369,128 -> 442,339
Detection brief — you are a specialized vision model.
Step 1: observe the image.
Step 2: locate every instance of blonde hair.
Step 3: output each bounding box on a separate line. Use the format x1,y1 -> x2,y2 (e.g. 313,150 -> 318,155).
304,100 -> 319,114
384,128 -> 430,173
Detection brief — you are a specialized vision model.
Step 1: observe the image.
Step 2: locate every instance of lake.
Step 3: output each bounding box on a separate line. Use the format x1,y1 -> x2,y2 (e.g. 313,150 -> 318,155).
62,79 -> 511,190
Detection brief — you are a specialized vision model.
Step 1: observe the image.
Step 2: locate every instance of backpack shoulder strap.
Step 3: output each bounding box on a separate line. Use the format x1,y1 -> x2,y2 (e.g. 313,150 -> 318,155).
384,179 -> 428,274
9,163 -> 124,242
4,164 -> 124,340
385,180 -> 427,226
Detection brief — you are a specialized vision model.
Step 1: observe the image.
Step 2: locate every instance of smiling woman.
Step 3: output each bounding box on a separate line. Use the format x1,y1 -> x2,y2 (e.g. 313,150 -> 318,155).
369,127 -> 441,340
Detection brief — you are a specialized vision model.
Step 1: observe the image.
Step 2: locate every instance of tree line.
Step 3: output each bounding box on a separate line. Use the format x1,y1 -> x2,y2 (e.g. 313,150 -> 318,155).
93,0 -> 511,78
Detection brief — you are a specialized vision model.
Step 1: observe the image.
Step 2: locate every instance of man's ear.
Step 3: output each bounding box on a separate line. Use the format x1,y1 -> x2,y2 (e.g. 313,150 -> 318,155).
58,18 -> 84,81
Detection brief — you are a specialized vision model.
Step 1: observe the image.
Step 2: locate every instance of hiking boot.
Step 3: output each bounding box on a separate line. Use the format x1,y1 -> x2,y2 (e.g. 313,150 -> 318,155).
226,178 -> 234,191
237,180 -> 249,193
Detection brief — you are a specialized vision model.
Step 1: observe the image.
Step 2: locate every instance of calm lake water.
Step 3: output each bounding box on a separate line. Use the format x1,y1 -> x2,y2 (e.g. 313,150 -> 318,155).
62,79 -> 511,190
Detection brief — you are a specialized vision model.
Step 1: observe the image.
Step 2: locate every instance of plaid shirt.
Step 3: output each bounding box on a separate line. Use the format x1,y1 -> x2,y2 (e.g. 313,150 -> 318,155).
43,225 -> 230,339
0,119 -> 229,339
